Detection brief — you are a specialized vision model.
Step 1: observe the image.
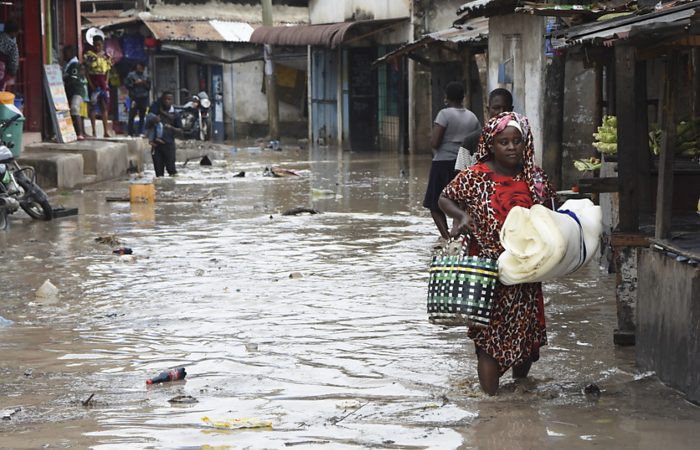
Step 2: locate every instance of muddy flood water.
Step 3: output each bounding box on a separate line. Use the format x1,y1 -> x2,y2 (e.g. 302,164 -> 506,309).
1,145 -> 699,449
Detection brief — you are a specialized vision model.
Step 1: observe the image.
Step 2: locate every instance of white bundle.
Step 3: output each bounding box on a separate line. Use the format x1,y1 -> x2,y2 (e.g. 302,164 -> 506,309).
498,199 -> 602,285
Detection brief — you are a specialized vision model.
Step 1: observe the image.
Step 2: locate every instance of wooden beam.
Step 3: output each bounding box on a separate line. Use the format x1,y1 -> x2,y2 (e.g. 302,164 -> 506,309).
655,52 -> 678,240
578,177 -> 618,193
542,53 -> 566,190
611,232 -> 650,248
615,44 -> 640,232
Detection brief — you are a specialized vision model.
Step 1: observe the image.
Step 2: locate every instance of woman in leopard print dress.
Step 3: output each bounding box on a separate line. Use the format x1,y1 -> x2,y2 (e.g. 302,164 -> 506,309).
438,112 -> 556,395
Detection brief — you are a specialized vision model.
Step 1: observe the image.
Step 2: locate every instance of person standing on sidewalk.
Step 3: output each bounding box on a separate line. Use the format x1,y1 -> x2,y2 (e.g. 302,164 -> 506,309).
422,81 -> 481,240
148,91 -> 180,177
0,21 -> 19,91
63,46 -> 87,140
84,35 -> 113,137
125,62 -> 151,136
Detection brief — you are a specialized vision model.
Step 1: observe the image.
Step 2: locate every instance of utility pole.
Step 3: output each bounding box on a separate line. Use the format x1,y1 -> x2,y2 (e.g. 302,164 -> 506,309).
262,0 -> 280,139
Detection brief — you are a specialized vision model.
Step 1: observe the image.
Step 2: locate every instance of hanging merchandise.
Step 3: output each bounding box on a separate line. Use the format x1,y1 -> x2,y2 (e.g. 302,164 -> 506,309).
104,37 -> 124,64
121,34 -> 147,63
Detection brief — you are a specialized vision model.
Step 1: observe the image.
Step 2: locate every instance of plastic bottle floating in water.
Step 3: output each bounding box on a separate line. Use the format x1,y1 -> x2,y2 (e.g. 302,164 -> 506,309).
146,367 -> 186,385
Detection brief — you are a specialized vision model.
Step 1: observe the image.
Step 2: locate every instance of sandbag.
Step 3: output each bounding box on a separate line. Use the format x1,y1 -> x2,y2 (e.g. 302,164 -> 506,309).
498,199 -> 602,285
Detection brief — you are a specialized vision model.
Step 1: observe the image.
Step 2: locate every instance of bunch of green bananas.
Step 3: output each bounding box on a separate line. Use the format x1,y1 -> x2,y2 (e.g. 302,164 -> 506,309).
648,119 -> 700,157
592,115 -> 617,155
573,156 -> 602,172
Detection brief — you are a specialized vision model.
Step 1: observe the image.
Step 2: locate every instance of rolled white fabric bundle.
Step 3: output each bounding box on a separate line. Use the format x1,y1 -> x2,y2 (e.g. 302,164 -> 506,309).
498,199 -> 602,285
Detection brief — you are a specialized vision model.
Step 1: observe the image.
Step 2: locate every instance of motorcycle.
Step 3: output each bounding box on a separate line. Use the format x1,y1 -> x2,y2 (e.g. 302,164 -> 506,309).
0,143 -> 52,230
179,91 -> 211,141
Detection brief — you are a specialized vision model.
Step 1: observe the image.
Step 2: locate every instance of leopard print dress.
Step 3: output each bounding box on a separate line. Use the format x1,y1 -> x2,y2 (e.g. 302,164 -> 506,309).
443,161 -> 555,374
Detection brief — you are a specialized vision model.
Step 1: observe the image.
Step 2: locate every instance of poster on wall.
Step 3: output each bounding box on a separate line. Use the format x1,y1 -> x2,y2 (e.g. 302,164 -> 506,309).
43,64 -> 77,143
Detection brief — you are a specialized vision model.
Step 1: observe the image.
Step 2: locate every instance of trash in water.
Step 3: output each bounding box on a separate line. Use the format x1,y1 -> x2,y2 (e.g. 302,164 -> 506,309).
0,315 -> 13,327
35,279 -> 58,300
311,188 -> 337,198
244,343 -> 258,352
200,155 -> 212,166
282,207 -> 320,216
201,416 -> 272,430
168,395 -> 198,404
113,247 -> 133,255
289,272 -> 303,279
336,400 -> 362,410
146,367 -> 187,385
1,407 -> 21,420
232,171 -> 245,178
95,235 -> 123,246
583,383 -> 601,397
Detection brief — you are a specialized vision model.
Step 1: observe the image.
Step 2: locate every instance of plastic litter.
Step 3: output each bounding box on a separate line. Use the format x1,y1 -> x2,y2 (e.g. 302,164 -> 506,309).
0,315 -> 13,327
201,416 -> 272,430
35,279 -> 58,300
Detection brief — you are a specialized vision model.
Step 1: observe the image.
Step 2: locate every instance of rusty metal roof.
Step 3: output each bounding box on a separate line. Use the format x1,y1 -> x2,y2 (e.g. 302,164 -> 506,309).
143,20 -> 225,41
249,18 -> 408,49
374,17 -> 488,66
553,1 -> 700,48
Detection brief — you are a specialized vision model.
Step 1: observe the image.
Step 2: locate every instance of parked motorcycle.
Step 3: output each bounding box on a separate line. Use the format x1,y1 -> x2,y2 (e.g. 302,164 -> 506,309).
0,145 -> 52,230
179,91 -> 211,141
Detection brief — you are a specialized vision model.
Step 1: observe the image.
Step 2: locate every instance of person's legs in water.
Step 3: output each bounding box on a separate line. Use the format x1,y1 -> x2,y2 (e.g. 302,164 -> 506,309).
163,142 -> 177,176
476,346 -> 500,396
512,358 -> 533,379
152,144 -> 165,177
431,209 -> 450,240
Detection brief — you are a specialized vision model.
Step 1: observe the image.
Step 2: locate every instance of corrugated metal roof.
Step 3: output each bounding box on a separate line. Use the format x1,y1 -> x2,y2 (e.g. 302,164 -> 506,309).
456,0 -> 518,22
209,21 -> 255,42
143,20 -> 226,41
250,18 -> 408,49
373,17 -> 489,66
554,1 -> 700,48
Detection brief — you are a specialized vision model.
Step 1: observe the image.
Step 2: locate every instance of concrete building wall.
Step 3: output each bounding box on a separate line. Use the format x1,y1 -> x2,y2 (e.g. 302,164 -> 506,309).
220,44 -> 307,140
488,14 -> 546,163
562,57 -> 597,189
310,0 -> 410,24
637,249 -> 700,404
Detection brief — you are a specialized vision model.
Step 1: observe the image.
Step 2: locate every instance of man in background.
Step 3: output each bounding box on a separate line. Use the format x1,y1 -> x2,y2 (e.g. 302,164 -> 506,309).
125,62 -> 151,136
0,21 -> 19,91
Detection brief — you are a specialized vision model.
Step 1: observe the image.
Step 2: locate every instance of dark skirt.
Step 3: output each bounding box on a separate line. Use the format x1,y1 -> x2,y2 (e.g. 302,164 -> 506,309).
423,159 -> 458,211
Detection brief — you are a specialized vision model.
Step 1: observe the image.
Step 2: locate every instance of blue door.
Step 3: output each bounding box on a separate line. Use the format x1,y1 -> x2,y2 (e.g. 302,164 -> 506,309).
311,48 -> 337,146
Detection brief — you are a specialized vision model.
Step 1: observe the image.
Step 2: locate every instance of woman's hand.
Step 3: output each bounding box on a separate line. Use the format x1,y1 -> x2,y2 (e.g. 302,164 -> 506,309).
450,214 -> 475,237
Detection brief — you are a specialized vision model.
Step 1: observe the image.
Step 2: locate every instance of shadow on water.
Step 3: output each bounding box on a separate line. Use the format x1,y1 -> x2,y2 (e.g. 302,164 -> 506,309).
0,145 -> 698,449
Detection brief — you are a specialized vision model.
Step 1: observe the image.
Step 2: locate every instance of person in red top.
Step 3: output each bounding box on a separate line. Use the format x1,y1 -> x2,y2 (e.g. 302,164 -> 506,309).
438,111 -> 557,396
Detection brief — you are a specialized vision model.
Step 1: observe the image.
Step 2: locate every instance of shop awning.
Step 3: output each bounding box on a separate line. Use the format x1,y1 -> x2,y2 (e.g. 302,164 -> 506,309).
373,17 -> 488,66
143,20 -> 254,42
159,43 -> 236,64
249,17 -> 408,49
553,1 -> 700,49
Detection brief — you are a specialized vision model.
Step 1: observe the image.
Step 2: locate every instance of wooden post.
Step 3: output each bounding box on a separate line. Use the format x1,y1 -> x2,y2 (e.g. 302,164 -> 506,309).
542,53 -> 565,190
635,60 -> 652,214
463,48 -> 472,111
655,52 -> 677,239
262,0 -> 280,140
594,61 -> 603,129
615,44 -> 640,232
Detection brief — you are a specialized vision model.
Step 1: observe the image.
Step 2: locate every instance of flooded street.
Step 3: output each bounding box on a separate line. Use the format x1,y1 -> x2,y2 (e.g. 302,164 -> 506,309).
1,146 -> 699,449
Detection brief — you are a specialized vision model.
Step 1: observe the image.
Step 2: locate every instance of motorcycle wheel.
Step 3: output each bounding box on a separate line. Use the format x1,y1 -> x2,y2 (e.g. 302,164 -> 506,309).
15,176 -> 52,221
20,198 -> 52,221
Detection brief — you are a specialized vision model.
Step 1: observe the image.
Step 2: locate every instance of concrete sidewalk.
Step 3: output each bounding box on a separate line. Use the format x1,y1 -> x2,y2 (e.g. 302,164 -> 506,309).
18,137 -> 149,189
